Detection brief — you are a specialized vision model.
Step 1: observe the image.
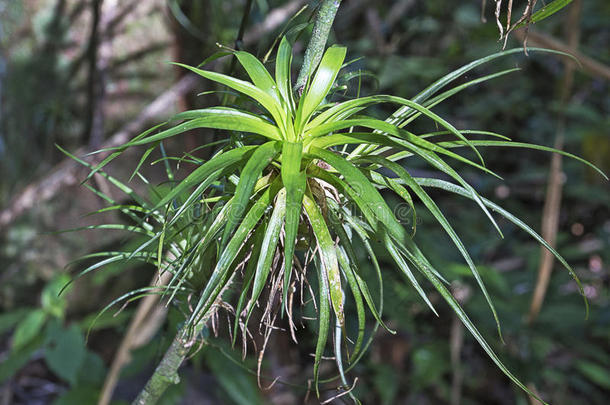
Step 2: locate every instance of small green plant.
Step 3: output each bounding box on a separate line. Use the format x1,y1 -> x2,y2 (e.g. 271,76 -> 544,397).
62,35 -> 605,404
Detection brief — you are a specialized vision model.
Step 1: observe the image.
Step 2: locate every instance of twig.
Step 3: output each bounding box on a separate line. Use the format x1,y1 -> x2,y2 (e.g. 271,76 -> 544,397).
528,0 -> 582,324
450,314 -> 464,405
294,0 -> 342,93
450,283 -> 470,405
511,28 -> 610,81
97,272 -> 172,405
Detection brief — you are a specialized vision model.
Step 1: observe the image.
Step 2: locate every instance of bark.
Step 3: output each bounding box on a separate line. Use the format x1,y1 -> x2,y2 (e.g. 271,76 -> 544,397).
294,0 -> 342,92
132,322 -> 206,405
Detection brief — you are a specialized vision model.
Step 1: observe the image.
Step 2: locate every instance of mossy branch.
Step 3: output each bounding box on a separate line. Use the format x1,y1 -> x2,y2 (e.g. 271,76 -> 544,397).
131,323 -> 202,405
131,308 -> 214,405
294,0 -> 342,93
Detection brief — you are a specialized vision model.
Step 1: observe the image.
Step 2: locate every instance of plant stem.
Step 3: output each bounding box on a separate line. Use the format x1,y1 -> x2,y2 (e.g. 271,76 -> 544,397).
132,326 -> 192,405
131,318 -> 208,405
294,0 -> 341,93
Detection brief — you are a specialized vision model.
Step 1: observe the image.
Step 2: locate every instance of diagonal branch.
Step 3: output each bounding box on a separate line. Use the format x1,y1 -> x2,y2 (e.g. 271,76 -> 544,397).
294,0 -> 342,93
512,28 -> 610,81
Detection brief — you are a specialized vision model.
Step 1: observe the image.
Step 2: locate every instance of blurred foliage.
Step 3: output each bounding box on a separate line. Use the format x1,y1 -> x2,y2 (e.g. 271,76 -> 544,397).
0,0 -> 608,404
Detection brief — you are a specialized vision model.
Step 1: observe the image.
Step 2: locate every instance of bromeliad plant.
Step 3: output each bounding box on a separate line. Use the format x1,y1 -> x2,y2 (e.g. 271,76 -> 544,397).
65,36 -> 606,404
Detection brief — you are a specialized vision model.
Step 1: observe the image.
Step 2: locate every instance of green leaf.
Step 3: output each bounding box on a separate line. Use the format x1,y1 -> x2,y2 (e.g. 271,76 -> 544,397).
57,145 -> 151,209
333,318 -> 360,404
275,37 -> 295,113
42,274 -> 70,318
401,68 -> 521,126
399,246 -> 547,404
137,108 -> 282,145
281,142 -> 306,309
221,141 -> 280,247
63,251 -> 157,294
308,147 -> 409,244
76,352 -> 107,385
83,123 -> 165,181
383,232 -> 437,315
328,210 -> 366,358
0,308 -> 32,335
296,45 -> 347,132
575,360 -> 610,390
515,0 -> 573,28
364,156 -> 504,340
232,225 -> 266,343
235,51 -> 279,101
378,175 -> 417,235
246,188 -> 286,323
303,191 -> 345,327
302,193 -> 335,393
52,386 -> 101,405
155,146 -> 257,211
330,203 -> 395,334
309,120 -> 498,180
12,309 -> 47,351
0,335 -> 44,383
411,343 -> 450,390
44,321 -> 86,385
307,98 -> 485,166
437,140 -> 607,180
188,179 -> 282,327
416,177 -> 589,314
204,346 -> 266,405
129,143 -> 158,182
172,63 -> 287,130
386,47 -> 577,125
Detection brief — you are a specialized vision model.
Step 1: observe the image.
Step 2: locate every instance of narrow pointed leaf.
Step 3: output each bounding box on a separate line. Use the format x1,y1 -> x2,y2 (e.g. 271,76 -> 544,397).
155,146 -> 256,211
303,192 -> 345,328
245,189 -> 286,324
364,156 -> 504,340
281,142 -> 306,309
275,37 -> 295,112
417,177 -> 589,315
173,63 -> 286,129
221,141 -> 280,246
297,46 -> 347,131
188,179 -> 282,327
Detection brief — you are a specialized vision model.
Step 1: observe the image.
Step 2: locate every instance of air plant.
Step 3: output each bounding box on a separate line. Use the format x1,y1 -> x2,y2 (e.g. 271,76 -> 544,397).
63,35 -> 605,404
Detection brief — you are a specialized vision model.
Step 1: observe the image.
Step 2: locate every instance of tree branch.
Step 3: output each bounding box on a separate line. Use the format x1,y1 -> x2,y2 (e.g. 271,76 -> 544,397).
294,0 -> 341,93
512,28 -> 610,81
131,321 -> 206,405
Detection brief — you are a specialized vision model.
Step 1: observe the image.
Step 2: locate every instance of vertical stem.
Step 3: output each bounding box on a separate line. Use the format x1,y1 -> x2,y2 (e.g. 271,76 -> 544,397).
528,0 -> 582,324
294,0 -> 341,93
